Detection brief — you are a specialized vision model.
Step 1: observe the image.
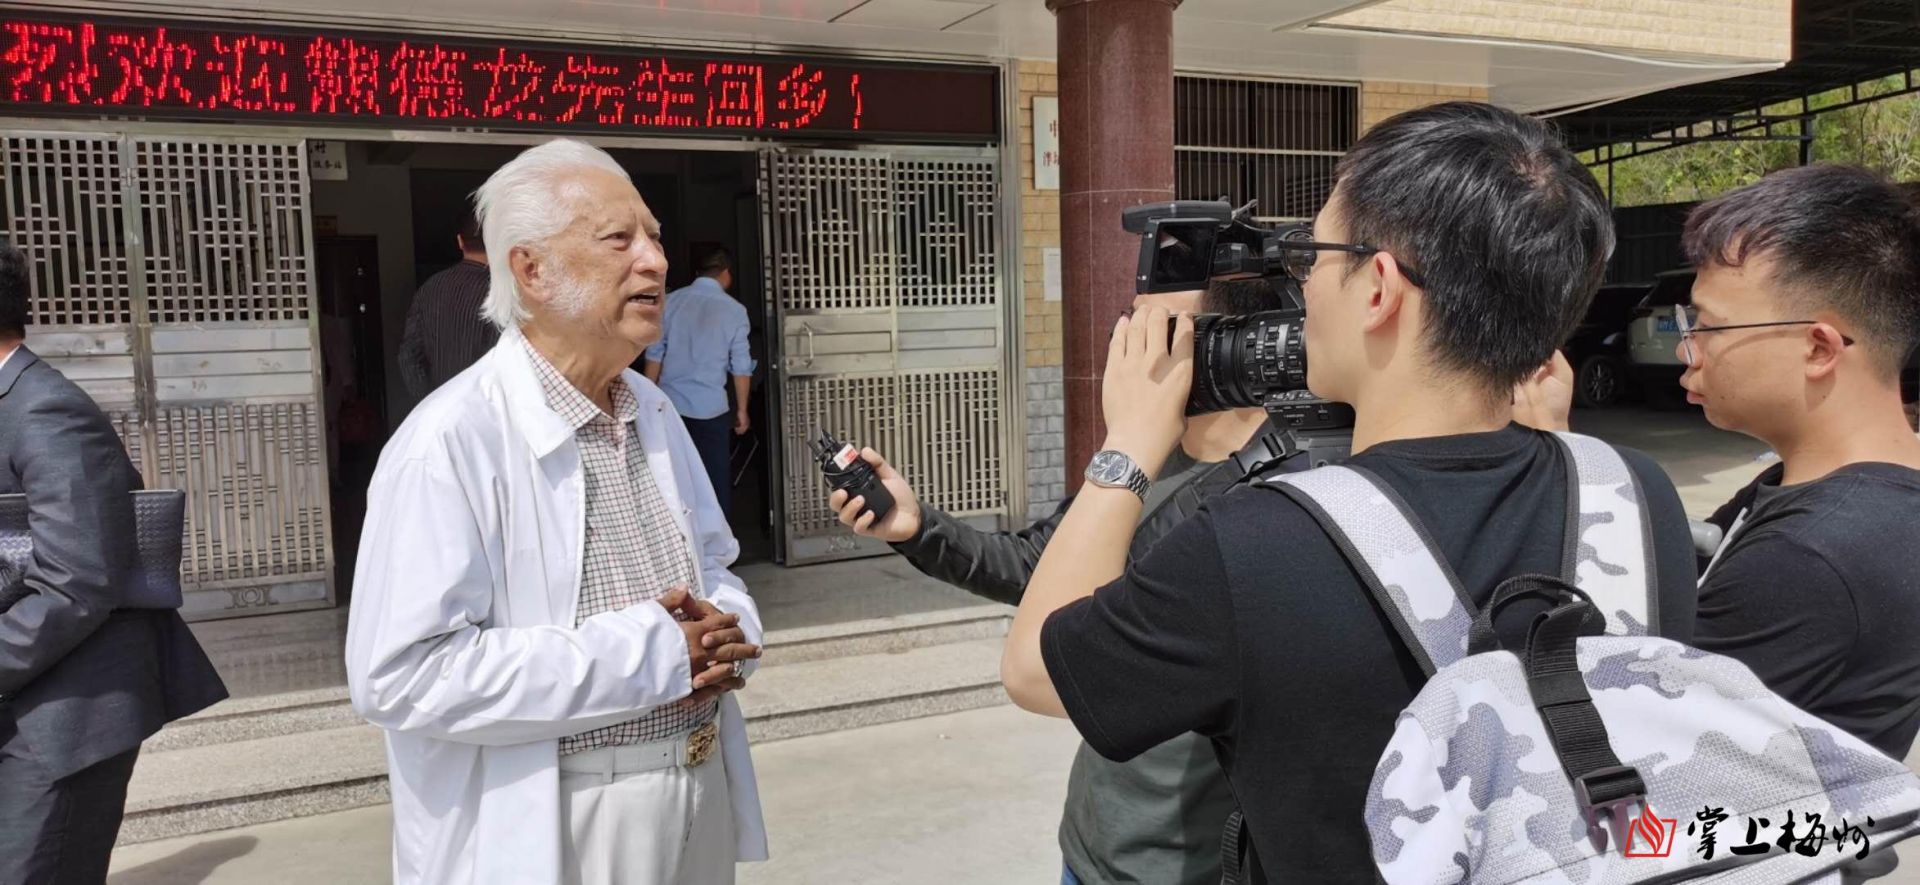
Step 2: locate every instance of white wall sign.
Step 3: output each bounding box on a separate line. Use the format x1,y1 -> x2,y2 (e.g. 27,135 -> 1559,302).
308,140 -> 349,181
1042,247 -> 1062,303
1032,96 -> 1060,191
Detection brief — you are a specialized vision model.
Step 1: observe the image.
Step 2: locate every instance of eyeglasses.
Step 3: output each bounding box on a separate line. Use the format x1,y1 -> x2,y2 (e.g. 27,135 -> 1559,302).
1674,306 -> 1854,366
1277,228 -> 1427,287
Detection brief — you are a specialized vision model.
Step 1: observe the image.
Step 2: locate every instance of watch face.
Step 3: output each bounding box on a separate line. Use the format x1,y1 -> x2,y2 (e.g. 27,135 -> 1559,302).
1087,451 -> 1130,484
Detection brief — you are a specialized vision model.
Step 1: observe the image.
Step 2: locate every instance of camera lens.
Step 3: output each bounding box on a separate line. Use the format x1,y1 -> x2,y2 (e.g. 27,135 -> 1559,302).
1174,310 -> 1311,416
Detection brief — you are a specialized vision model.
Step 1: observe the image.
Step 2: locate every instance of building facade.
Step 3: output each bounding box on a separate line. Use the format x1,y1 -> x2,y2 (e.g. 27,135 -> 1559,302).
0,0 -> 1792,620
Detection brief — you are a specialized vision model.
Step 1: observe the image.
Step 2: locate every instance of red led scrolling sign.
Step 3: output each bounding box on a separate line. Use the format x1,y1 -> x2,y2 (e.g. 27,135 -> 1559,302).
0,15 -> 998,142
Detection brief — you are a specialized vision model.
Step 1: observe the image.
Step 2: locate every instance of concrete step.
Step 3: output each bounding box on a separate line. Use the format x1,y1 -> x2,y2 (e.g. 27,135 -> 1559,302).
121,725 -> 390,845
741,637 -> 1009,743
122,633 -> 1010,844
144,686 -> 359,754
758,603 -> 1010,667
149,605 -> 1010,753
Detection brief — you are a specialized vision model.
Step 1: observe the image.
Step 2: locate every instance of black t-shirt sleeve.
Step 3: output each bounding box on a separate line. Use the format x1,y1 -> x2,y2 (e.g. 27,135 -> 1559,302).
1040,504 -> 1239,763
1618,446 -> 1698,644
1694,532 -> 1858,708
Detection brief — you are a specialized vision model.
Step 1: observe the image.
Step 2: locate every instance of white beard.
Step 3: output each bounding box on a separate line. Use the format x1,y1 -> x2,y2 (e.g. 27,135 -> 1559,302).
546,265 -> 596,321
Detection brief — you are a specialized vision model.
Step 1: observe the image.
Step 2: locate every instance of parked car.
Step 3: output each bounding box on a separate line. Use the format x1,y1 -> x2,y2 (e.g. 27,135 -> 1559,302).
1565,281 -> 1646,408
1628,269 -> 1695,407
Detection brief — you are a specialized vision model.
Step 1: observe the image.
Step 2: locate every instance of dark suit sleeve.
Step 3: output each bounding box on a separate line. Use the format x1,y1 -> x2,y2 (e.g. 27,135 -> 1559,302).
0,383 -> 139,695
888,498 -> 1069,606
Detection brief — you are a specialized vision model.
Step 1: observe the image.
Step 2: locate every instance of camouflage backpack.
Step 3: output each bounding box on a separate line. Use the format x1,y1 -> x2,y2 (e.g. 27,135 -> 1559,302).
1263,431 -> 1920,884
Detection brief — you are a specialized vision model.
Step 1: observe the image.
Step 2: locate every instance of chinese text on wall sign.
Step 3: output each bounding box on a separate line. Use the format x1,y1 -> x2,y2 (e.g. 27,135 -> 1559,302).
0,15 -> 999,142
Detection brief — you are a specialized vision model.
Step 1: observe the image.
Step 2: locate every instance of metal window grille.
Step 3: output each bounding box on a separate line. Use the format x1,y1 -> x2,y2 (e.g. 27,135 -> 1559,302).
151,402 -> 331,586
780,375 -> 899,536
134,140 -> 313,324
899,370 -> 1003,517
762,153 -> 895,313
895,159 -> 999,309
0,134 -> 135,326
762,148 -> 1008,563
1174,75 -> 1359,224
1,131 -> 332,619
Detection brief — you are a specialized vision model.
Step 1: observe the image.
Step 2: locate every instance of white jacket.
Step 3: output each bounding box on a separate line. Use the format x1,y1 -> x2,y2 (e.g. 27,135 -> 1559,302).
344,331 -> 767,884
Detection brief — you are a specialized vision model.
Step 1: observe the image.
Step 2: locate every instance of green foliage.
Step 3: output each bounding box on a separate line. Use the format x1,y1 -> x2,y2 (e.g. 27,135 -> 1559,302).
1589,72 -> 1920,208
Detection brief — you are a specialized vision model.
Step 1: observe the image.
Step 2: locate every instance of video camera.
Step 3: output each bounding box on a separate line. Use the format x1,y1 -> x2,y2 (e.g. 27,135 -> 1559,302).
1122,200 -> 1354,438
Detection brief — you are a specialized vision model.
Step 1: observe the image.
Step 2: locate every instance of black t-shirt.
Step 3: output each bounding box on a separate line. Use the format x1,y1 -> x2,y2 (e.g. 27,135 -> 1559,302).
1697,461 -> 1920,759
1040,425 -> 1696,883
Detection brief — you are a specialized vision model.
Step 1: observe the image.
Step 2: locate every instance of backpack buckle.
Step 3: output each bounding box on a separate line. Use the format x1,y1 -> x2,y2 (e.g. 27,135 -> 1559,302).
1574,765 -> 1646,854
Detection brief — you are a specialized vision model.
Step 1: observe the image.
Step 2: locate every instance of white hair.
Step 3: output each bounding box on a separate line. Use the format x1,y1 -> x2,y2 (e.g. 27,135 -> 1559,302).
472,139 -> 631,331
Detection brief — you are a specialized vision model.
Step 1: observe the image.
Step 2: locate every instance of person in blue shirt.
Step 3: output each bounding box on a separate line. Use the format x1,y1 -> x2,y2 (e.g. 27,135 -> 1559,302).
644,247 -> 755,513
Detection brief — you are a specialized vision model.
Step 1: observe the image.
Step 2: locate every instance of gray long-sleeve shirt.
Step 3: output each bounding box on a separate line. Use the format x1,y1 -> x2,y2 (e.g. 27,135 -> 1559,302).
888,426 -> 1307,885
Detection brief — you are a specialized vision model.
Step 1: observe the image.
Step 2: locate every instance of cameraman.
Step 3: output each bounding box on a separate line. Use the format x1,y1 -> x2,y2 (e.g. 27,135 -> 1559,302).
829,278 -> 1296,885
1518,164 -> 1920,760
998,102 -> 1698,883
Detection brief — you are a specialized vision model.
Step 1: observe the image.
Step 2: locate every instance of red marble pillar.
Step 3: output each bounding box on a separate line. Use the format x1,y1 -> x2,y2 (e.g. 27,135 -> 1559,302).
1047,0 -> 1180,492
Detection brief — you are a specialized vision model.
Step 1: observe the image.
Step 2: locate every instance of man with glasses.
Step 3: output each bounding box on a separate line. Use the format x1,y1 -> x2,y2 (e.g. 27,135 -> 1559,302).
1677,165 -> 1920,759
997,102 -> 1698,883
829,278 -> 1301,885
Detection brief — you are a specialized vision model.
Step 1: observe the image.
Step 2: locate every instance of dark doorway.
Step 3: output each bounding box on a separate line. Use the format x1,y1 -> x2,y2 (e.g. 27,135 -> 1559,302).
314,235 -> 389,596
726,187 -> 774,564
392,146 -> 774,562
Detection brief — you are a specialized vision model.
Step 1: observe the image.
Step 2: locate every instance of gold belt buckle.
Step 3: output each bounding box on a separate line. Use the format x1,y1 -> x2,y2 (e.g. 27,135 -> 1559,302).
685,721 -> 718,767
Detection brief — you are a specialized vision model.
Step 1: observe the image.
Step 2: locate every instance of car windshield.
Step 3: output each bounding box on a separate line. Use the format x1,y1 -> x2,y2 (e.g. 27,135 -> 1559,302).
1641,271 -> 1695,308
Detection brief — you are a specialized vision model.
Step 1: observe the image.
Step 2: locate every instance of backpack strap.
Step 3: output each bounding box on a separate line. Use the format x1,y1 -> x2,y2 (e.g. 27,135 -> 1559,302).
1470,575 -> 1648,847
1550,432 -> 1656,636
1219,809 -> 1249,885
1265,465 -> 1476,676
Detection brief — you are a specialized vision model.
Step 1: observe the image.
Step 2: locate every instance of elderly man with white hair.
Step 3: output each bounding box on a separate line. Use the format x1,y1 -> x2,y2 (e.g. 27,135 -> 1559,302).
345,138 -> 767,885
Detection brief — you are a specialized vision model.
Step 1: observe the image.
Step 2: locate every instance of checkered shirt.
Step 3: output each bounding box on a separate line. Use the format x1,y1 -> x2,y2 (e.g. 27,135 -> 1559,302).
522,341 -> 718,755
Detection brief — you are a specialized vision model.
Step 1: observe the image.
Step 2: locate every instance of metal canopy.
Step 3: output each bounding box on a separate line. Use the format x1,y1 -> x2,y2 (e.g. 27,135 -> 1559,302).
1555,0 -> 1920,153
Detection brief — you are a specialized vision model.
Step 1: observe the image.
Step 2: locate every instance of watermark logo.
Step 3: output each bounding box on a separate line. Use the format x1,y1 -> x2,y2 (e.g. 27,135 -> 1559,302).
1624,812 -> 1678,858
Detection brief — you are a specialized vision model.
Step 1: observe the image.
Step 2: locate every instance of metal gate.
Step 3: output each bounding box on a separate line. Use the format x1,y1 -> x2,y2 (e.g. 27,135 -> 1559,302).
1,132 -> 333,620
761,149 -> 1009,564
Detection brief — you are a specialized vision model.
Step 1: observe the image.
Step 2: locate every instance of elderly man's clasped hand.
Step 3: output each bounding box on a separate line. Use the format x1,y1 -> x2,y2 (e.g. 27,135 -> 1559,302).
658,586 -> 759,709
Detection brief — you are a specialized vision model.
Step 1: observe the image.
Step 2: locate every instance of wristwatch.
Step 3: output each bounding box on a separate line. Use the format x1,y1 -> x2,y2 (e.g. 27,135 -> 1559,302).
1085,450 -> 1151,502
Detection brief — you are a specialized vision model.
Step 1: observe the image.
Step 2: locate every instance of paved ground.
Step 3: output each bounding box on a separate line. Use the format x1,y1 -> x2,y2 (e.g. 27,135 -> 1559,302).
105,704 -> 1920,885
1568,404 -> 1774,519
110,706 -> 1082,885
106,405 -> 1916,884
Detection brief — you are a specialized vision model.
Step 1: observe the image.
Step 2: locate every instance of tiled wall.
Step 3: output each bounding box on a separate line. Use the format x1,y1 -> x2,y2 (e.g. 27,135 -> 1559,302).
1017,59 -> 1066,518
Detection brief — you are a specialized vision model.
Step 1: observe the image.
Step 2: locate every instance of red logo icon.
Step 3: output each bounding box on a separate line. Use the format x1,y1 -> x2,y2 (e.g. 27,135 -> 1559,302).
1625,812 -> 1678,858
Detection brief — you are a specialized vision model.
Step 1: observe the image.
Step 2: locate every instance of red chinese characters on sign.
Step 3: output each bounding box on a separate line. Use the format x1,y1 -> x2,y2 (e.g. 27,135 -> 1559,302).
850,74 -> 862,130
554,55 -> 626,124
202,35 -> 296,112
103,27 -> 201,107
390,43 -> 467,118
704,63 -> 762,129
774,63 -> 827,130
304,37 -> 380,115
3,21 -> 92,105
632,59 -> 699,128
476,48 -> 546,121
0,15 -> 999,137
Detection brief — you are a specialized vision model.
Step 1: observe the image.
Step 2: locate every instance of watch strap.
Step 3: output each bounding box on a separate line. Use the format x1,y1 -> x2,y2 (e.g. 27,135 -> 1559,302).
1084,451 -> 1150,503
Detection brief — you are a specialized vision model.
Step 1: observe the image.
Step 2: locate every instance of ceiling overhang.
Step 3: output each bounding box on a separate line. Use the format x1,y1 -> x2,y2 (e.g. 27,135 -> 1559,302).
18,0 -> 1782,117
